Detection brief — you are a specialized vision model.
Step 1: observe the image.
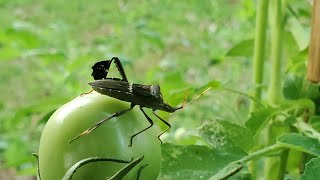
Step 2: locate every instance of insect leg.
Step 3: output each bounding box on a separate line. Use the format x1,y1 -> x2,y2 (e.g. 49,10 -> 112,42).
80,89 -> 94,96
152,111 -> 171,144
129,106 -> 154,147
69,105 -> 135,144
111,57 -> 128,82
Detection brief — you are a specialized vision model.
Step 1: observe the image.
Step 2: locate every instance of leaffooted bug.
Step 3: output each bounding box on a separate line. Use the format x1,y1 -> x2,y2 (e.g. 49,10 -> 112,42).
70,57 -> 209,146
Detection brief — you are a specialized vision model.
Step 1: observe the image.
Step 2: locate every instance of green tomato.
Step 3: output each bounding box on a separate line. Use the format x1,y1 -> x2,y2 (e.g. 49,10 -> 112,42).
38,92 -> 161,180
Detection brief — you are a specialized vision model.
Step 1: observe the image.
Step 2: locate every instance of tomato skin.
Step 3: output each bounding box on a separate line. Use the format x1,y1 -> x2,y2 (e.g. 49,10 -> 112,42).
39,92 -> 161,180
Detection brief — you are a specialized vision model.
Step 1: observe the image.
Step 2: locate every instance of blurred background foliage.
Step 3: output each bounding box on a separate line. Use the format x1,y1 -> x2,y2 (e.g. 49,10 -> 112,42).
0,0 -> 311,179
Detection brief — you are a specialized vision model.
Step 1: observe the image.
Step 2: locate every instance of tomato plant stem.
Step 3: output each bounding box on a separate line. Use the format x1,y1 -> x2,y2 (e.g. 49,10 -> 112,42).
265,1 -> 288,179
241,144 -> 283,163
249,0 -> 290,178
249,0 -> 269,178
209,144 -> 285,180
268,0 -> 283,105
250,0 -> 269,112
265,124 -> 290,180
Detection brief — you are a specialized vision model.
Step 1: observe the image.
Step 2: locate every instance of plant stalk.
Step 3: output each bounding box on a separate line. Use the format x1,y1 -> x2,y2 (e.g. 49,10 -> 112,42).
264,124 -> 289,180
250,0 -> 269,112
241,143 -> 283,163
264,0 -> 288,179
249,0 -> 270,178
268,0 -> 283,105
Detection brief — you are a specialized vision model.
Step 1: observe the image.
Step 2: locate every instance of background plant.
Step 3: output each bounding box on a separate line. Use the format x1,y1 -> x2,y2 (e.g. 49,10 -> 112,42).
0,0 -> 316,179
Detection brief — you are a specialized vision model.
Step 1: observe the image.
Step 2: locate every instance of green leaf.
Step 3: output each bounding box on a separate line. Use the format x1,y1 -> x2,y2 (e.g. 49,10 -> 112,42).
139,29 -> 164,49
245,108 -> 274,136
286,98 -> 315,114
287,17 -> 309,51
37,109 -> 56,125
208,161 -> 243,180
23,49 -> 66,62
198,119 -> 253,153
283,75 -> 303,99
228,169 -> 251,180
283,115 -> 296,126
277,133 -> 320,156
309,116 -> 320,132
226,39 -> 254,57
107,156 -> 145,180
286,49 -> 308,76
283,30 -> 300,58
209,58 -> 222,65
9,96 -> 70,129
301,157 -> 320,180
159,143 -> 243,180
167,80 -> 221,107
302,80 -> 320,100
0,46 -> 22,60
186,80 -> 221,102
152,71 -> 190,100
6,26 -> 43,48
3,139 -> 33,167
283,75 -> 320,100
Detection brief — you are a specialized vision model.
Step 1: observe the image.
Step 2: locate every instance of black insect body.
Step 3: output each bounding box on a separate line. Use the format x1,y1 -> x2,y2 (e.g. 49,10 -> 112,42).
90,80 -> 181,112
70,57 -> 184,146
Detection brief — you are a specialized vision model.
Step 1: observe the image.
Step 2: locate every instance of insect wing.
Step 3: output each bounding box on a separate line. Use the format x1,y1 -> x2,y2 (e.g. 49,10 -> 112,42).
89,79 -> 130,92
132,84 -> 154,97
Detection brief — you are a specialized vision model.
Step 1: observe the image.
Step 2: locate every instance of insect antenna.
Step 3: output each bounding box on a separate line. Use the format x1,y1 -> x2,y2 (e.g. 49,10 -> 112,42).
155,86 -> 212,142
173,86 -> 212,112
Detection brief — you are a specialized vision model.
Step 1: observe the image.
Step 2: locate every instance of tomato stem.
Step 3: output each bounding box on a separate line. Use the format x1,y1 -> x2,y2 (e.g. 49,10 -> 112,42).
265,1 -> 288,179
250,0 -> 269,112
249,0 -> 270,178
268,0 -> 284,105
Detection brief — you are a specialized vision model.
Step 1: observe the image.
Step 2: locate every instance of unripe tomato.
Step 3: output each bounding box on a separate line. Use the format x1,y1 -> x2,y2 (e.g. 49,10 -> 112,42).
38,92 -> 161,180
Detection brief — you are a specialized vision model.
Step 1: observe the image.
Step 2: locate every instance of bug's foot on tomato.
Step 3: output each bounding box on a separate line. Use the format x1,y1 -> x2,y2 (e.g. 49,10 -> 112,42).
80,89 -> 94,97
69,136 -> 79,144
69,131 -> 87,144
69,126 -> 98,144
